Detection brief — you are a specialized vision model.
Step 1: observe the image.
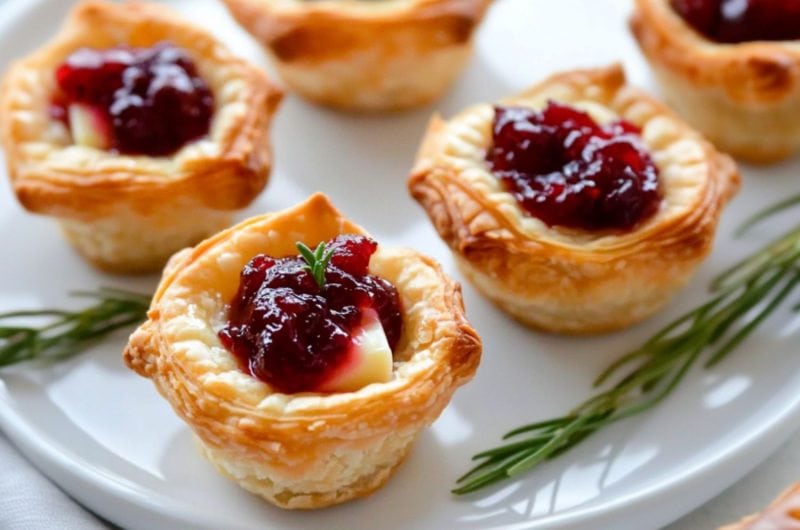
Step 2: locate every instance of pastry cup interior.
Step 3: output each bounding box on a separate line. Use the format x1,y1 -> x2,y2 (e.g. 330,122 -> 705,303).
420,64 -> 717,250
126,193 -> 480,507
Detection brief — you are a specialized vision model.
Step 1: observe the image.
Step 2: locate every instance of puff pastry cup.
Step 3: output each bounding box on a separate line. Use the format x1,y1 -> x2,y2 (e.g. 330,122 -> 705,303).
0,0 -> 282,273
221,0 -> 493,111
409,64 -> 740,335
719,482 -> 800,530
123,193 -> 481,509
631,0 -> 800,163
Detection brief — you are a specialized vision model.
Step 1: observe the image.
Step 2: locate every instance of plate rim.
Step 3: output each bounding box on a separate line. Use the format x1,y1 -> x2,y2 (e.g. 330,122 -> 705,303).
3,379 -> 800,530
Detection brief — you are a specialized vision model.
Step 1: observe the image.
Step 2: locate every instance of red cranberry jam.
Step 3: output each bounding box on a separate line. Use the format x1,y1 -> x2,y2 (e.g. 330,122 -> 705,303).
53,42 -> 214,156
219,235 -> 403,394
486,102 -> 662,231
671,0 -> 800,43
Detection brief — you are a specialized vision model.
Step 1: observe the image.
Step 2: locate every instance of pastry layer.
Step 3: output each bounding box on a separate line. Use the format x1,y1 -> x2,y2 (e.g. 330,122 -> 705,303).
59,206 -> 232,274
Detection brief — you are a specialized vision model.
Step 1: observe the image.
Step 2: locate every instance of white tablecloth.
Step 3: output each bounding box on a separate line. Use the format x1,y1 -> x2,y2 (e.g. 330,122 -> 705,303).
0,433 -> 106,530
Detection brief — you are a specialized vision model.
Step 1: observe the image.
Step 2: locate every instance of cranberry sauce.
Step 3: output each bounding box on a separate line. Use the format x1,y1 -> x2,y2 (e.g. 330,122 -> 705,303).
486,102 -> 662,231
671,0 -> 800,43
219,235 -> 403,394
53,42 -> 214,156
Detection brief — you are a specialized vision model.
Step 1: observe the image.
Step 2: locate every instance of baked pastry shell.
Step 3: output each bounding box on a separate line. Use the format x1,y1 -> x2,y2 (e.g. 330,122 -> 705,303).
123,193 -> 481,509
221,0 -> 493,111
631,0 -> 800,163
409,64 -> 740,334
0,0 -> 283,273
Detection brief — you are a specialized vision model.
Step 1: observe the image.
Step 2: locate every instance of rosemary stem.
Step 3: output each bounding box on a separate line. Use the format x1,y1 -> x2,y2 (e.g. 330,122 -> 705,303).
505,413 -> 596,476
454,198 -> 800,496
0,289 -> 151,369
706,270 -> 800,367
737,192 -> 800,236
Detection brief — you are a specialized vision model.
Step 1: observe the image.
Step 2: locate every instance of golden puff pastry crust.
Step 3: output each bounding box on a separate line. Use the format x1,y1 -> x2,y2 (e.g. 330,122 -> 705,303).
0,0 -> 282,273
631,0 -> 800,163
409,64 -> 740,335
221,0 -> 492,111
123,193 -> 481,509
719,482 -> 800,530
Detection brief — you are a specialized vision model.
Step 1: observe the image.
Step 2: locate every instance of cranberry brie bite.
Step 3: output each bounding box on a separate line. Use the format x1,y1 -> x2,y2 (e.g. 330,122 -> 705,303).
0,0 -> 281,273
631,0 -> 800,163
124,193 -> 481,509
409,64 -> 739,334
221,0 -> 493,111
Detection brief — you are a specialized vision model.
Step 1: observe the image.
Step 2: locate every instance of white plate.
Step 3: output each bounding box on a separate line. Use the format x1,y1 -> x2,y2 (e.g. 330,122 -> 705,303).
1,1 -> 800,529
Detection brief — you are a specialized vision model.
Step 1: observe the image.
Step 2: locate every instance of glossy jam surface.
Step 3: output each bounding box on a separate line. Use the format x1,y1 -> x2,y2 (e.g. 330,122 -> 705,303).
671,0 -> 800,43
486,102 -> 662,231
219,235 -> 403,394
53,42 -> 214,156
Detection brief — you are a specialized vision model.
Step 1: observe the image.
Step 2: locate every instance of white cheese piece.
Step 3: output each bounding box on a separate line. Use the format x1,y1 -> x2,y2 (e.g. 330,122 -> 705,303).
68,104 -> 109,149
321,309 -> 393,393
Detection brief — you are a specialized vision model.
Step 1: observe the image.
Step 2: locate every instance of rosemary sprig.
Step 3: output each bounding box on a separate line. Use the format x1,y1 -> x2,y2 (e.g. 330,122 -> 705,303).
737,190 -> 800,236
0,287 -> 150,368
454,201 -> 800,495
297,241 -> 334,289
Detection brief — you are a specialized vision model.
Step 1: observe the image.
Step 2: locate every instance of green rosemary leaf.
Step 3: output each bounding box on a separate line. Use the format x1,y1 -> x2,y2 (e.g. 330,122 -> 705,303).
0,327 -> 37,338
0,288 -> 150,369
706,270 -> 800,368
502,417 -> 570,438
737,191 -> 800,236
320,247 -> 334,270
454,196 -> 800,496
704,268 -> 786,346
313,242 -> 325,261
712,226 -> 800,291
0,310 -> 72,319
472,435 -> 553,459
296,242 -> 317,267
296,241 -> 334,289
73,286 -> 152,304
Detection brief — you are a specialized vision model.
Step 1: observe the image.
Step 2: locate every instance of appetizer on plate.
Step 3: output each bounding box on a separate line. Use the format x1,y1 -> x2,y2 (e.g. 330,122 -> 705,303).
631,0 -> 800,163
123,193 -> 481,509
409,64 -> 739,334
221,0 -> 493,111
720,482 -> 800,530
0,0 -> 282,273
